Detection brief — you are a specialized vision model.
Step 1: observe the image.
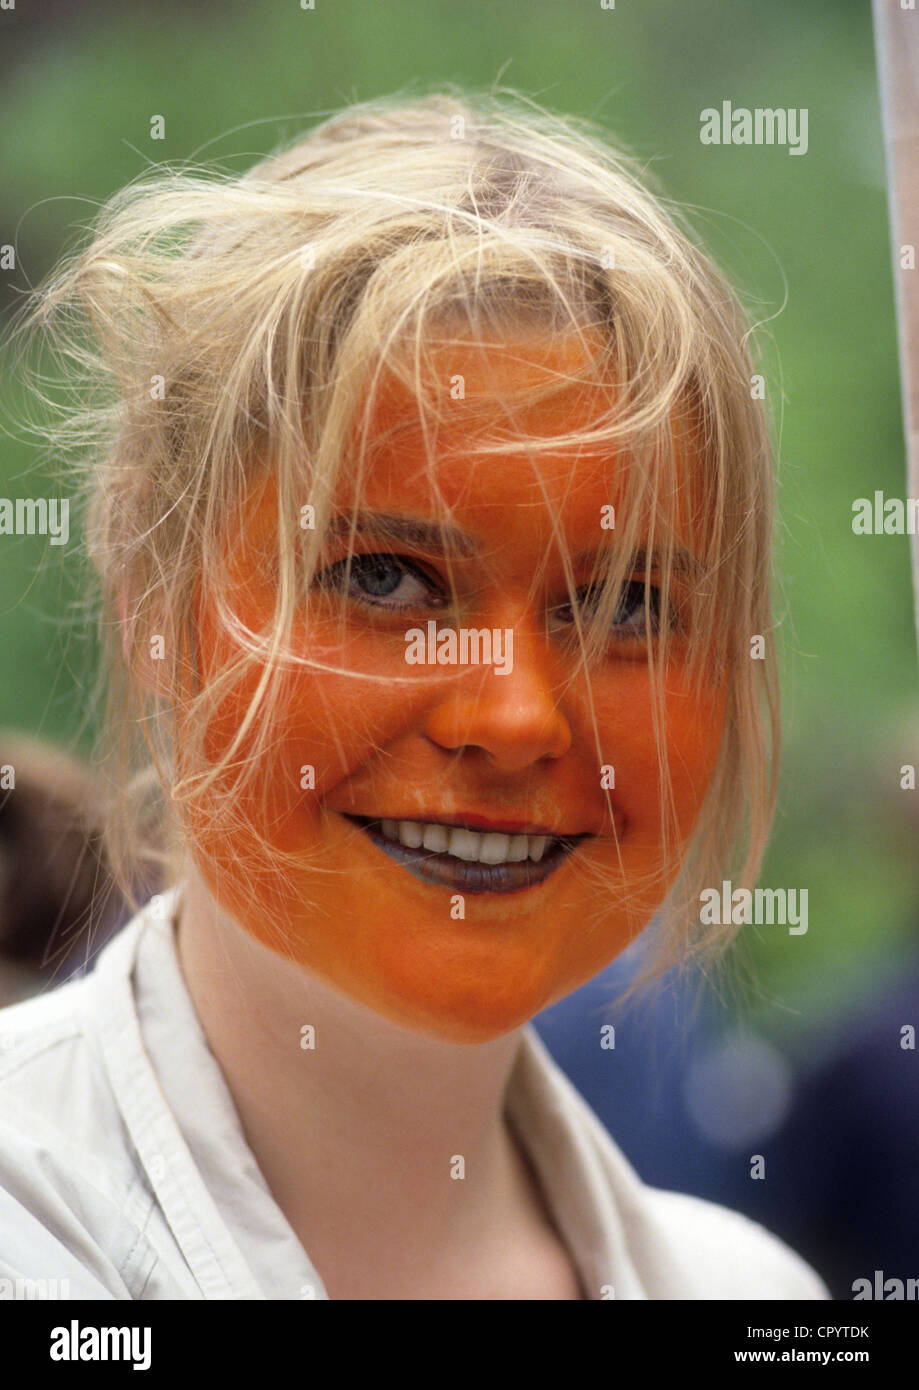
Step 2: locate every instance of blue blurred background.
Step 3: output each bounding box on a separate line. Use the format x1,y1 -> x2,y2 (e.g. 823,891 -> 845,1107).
0,0 -> 915,1298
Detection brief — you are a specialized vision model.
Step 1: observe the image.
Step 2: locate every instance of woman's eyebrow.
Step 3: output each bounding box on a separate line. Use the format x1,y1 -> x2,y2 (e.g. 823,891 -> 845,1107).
326,512 -> 480,558
574,545 -> 704,577
324,517 -> 701,576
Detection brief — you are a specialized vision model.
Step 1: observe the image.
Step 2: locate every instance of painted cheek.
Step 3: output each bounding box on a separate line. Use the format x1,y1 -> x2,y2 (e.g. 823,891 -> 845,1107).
622,671 -> 724,834
572,660 -> 725,906
192,586 -> 429,855
184,586 -> 430,978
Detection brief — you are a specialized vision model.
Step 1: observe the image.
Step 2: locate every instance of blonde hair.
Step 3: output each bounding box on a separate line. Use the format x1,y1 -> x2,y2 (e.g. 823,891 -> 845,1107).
9,88 -> 779,985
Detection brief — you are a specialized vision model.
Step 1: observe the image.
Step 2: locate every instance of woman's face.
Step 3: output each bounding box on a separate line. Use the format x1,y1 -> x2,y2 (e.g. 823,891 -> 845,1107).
185,335 -> 725,1042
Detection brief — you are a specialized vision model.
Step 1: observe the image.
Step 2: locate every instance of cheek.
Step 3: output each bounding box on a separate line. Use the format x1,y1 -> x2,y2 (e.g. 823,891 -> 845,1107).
587,663 -> 725,844
666,688 -> 726,823
531,665 -> 725,1008
183,476 -> 417,841
192,604 -> 426,851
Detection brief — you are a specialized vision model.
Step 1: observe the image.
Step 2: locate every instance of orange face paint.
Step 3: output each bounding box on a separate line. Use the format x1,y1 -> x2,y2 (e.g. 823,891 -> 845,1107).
182,336 -> 726,1043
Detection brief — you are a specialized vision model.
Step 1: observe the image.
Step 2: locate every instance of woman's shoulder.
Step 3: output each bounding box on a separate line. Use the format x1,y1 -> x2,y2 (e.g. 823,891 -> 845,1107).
515,1026 -> 830,1300
631,1184 -> 830,1300
0,969 -> 114,1149
0,920 -> 140,1146
0,967 -> 134,1294
0,915 -> 200,1299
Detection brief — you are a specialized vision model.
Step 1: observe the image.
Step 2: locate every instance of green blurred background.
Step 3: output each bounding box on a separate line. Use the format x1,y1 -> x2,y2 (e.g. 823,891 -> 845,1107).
0,0 -> 914,1051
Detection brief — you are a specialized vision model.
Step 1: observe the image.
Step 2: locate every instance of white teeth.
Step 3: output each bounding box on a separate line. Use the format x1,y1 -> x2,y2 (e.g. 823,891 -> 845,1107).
421,823 -> 449,853
447,827 -> 481,861
478,832 -> 511,864
397,820 -> 424,849
376,819 -> 559,865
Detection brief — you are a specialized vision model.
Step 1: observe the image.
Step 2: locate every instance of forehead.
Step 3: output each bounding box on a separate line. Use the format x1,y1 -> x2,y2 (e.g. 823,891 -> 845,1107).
344,333 -> 620,512
335,333 -> 700,549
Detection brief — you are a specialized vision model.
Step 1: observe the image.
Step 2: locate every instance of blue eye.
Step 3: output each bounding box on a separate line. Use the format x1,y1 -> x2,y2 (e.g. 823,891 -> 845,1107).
555,581 -> 664,637
315,553 -> 446,610
611,580 -> 663,634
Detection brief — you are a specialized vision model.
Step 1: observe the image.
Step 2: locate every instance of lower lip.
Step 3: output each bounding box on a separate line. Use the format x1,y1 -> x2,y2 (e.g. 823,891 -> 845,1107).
343,817 -> 590,894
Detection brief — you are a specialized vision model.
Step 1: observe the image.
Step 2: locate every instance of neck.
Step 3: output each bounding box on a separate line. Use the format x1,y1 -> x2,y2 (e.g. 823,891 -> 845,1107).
174,863 -> 538,1292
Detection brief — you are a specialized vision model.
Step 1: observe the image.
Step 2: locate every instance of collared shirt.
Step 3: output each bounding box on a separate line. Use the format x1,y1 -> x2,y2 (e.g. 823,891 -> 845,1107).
0,889 -> 828,1300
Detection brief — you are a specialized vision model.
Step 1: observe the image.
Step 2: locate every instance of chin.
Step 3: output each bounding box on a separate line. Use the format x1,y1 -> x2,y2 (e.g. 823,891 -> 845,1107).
366,979 -> 554,1046
390,1010 -> 534,1047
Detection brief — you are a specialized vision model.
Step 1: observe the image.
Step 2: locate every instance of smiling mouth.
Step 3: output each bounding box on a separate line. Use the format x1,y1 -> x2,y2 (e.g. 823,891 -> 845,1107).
340,814 -> 594,894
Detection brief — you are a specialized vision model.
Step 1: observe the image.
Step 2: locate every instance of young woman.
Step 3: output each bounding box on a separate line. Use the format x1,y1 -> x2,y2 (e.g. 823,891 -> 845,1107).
0,91 -> 827,1300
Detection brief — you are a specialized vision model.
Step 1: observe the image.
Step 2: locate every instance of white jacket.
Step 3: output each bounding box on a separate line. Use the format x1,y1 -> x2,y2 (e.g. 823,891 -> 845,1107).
0,890 -> 829,1300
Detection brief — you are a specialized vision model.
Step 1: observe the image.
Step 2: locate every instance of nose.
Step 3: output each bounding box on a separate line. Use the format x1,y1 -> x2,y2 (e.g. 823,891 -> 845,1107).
422,615 -> 573,771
